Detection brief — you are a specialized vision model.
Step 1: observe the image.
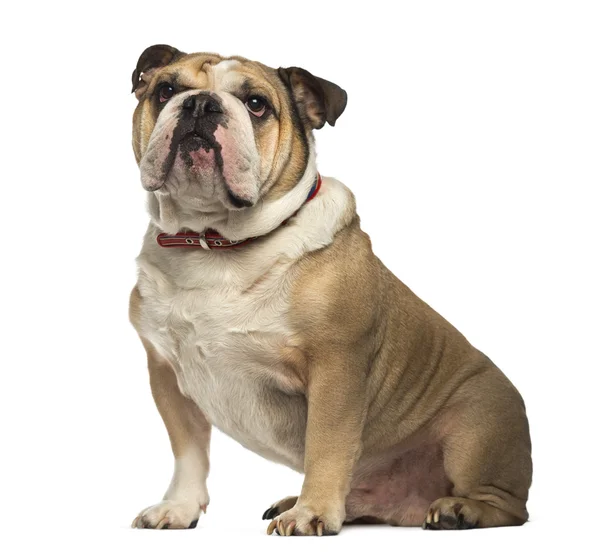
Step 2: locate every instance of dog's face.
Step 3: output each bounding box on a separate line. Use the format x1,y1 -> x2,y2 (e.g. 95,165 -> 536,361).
131,45 -> 347,212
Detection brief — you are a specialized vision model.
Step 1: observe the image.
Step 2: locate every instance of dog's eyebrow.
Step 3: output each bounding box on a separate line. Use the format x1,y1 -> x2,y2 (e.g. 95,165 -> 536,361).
167,71 -> 212,96
168,71 -> 182,88
150,71 -> 185,90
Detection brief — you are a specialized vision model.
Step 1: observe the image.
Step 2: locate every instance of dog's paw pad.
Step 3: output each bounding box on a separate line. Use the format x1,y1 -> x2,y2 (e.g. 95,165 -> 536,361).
132,500 -> 202,530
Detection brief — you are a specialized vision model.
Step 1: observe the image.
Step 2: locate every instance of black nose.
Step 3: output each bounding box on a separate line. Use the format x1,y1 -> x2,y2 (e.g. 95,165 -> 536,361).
182,93 -> 223,117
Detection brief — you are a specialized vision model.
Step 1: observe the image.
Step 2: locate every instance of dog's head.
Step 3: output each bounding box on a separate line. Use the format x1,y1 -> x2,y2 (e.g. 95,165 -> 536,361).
131,45 -> 346,218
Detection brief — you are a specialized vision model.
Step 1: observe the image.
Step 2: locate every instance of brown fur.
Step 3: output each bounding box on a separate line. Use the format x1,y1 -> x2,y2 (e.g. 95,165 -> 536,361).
129,47 -> 532,535
276,217 -> 532,531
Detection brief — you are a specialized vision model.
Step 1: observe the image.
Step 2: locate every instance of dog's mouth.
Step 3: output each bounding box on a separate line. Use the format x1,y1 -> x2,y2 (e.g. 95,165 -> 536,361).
183,132 -> 214,147
145,106 -> 224,186
168,132 -> 253,208
180,132 -> 220,155
176,130 -> 221,174
140,97 -> 259,208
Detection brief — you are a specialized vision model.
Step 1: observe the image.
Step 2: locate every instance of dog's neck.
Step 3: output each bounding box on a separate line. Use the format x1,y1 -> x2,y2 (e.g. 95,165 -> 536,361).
147,159 -> 318,243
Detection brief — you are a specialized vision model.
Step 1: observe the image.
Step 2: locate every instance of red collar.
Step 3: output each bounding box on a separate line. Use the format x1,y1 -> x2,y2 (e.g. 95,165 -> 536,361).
157,174 -> 322,250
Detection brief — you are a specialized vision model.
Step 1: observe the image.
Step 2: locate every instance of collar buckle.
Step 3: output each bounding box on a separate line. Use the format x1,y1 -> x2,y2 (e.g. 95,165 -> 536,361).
198,231 -> 210,250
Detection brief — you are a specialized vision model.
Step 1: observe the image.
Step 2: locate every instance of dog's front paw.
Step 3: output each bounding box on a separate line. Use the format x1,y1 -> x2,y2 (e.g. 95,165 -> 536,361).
132,500 -> 206,529
266,502 -> 343,536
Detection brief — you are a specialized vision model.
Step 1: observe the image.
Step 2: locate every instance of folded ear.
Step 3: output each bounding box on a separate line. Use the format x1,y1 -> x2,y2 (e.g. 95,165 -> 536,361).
278,66 -> 347,129
131,44 -> 185,99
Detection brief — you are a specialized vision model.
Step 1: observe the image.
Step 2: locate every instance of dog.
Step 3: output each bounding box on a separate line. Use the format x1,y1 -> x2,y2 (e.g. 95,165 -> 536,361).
128,44 -> 532,535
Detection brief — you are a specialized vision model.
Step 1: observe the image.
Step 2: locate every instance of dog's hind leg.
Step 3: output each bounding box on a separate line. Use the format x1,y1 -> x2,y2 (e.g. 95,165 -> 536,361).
423,369 -> 532,530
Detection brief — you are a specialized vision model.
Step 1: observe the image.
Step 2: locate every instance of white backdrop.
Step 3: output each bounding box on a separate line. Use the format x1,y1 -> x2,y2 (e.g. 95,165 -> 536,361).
1,1 -> 598,552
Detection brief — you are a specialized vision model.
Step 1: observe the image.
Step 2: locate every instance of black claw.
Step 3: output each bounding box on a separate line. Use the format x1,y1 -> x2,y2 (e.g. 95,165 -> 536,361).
162,523 -> 170,530
262,507 -> 278,520
188,519 -> 198,529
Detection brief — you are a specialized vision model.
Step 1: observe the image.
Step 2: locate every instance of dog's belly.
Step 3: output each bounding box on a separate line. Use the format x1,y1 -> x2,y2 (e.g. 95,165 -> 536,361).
346,442 -> 452,525
137,272 -> 308,470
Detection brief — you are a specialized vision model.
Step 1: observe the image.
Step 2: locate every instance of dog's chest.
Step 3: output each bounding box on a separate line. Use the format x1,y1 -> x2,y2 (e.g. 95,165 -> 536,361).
137,252 -> 307,467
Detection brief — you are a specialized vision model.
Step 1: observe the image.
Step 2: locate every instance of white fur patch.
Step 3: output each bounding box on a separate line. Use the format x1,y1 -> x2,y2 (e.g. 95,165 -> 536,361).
136,176 -> 355,469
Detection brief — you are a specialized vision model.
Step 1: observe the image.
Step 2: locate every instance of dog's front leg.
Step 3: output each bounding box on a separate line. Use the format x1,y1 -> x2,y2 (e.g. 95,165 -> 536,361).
131,338 -> 211,530
268,350 -> 366,536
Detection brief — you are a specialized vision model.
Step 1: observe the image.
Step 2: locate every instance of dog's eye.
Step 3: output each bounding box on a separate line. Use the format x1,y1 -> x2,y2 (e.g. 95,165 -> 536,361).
157,83 -> 175,103
245,96 -> 267,117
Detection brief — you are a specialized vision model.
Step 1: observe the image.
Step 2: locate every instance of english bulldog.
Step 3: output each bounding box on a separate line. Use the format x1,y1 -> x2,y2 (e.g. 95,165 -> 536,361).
129,44 -> 532,535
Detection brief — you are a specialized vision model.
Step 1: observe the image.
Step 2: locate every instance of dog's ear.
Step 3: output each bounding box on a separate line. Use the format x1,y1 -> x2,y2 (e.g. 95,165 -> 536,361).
132,44 -> 185,99
278,66 -> 347,129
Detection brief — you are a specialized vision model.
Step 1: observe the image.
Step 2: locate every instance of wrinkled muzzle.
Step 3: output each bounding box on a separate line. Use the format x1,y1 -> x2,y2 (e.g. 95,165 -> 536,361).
139,90 -> 261,209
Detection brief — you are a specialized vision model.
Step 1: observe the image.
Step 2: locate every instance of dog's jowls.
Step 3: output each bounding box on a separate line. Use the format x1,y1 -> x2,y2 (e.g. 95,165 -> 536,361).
129,44 -> 532,535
